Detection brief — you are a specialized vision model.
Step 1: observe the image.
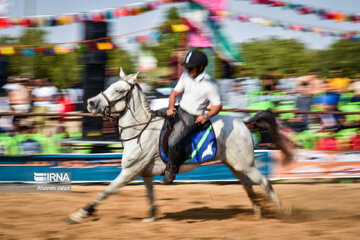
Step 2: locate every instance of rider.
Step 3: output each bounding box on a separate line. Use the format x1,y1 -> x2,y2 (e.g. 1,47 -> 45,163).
160,50 -> 223,184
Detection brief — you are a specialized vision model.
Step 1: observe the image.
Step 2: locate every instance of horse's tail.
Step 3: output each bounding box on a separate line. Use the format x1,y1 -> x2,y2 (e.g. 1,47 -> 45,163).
245,109 -> 295,165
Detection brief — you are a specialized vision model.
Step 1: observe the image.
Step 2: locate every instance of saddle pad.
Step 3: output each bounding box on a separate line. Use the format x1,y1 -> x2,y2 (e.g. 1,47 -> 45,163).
160,122 -> 217,164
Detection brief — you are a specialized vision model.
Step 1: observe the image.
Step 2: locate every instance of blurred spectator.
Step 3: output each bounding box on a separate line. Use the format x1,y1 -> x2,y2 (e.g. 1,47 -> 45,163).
31,78 -> 58,135
56,92 -> 76,115
327,69 -> 350,92
4,76 -> 31,113
228,78 -> 247,106
293,81 -> 313,132
260,72 -> 279,93
226,78 -> 249,119
64,81 -> 83,112
0,99 -> 12,132
239,70 -> 261,94
298,69 -> 327,95
277,73 -> 298,92
314,80 -> 344,131
349,74 -> 360,102
31,78 -> 58,111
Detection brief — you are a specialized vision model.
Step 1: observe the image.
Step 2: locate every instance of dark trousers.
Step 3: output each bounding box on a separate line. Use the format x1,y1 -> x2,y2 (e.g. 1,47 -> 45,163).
168,107 -> 200,174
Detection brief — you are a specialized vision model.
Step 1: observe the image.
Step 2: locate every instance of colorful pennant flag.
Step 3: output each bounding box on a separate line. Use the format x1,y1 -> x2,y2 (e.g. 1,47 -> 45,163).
233,12 -> 359,39
54,46 -> 70,54
244,0 -> 360,23
0,0 -> 186,30
96,42 -> 113,50
0,47 -> 14,55
171,24 -> 190,32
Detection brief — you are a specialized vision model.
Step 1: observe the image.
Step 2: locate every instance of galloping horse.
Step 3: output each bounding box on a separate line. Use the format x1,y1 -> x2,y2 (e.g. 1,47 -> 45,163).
68,69 -> 293,223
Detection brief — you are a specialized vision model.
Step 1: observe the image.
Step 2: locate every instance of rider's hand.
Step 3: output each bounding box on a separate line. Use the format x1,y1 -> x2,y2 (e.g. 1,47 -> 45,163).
195,114 -> 208,125
166,107 -> 176,116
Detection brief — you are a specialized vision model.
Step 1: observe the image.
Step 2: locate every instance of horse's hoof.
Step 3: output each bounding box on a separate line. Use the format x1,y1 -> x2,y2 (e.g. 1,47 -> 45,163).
66,209 -> 89,224
142,217 -> 156,222
280,201 -> 292,216
253,206 -> 262,219
66,216 -> 81,224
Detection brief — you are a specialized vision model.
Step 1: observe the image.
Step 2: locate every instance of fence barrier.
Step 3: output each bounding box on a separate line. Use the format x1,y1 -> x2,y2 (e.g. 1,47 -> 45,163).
0,108 -> 359,118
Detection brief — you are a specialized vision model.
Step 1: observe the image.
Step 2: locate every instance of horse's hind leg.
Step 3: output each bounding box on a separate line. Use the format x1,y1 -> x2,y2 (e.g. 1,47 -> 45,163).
226,164 -> 262,217
67,168 -> 139,224
237,173 -> 263,218
142,176 -> 156,222
245,166 -> 280,206
244,166 -> 290,214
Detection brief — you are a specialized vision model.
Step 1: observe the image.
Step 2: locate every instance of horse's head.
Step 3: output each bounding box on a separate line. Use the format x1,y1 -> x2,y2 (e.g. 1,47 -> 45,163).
87,68 -> 139,114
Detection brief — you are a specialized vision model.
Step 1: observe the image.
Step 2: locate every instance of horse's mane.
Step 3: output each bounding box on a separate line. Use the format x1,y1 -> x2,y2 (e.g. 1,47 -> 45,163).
134,83 -> 152,118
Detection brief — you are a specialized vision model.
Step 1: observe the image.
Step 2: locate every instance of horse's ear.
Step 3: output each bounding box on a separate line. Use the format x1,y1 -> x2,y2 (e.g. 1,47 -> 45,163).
119,67 -> 126,79
127,72 -> 139,85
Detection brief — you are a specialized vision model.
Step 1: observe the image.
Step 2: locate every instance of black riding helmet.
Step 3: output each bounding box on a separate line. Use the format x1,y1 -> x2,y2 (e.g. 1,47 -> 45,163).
181,50 -> 208,69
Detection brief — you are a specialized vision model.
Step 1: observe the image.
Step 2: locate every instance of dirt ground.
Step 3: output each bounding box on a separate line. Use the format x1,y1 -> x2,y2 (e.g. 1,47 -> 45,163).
0,182 -> 360,240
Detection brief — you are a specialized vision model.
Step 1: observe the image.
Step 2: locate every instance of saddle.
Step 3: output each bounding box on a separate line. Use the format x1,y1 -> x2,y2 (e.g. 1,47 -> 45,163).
156,109 -> 217,165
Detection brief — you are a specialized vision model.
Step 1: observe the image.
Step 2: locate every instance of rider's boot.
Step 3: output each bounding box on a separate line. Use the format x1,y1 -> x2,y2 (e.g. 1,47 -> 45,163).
160,144 -> 180,184
160,167 -> 176,185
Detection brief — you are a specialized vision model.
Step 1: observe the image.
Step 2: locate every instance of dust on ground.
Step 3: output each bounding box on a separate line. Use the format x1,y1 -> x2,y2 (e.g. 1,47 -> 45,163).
0,182 -> 359,239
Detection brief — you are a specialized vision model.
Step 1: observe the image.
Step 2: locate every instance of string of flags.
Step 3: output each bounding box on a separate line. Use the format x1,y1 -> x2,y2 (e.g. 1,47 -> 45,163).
240,0 -> 360,23
1,0 -> 359,57
0,0 -> 185,29
232,12 -> 360,39
1,14 -> 359,57
0,30 -> 163,56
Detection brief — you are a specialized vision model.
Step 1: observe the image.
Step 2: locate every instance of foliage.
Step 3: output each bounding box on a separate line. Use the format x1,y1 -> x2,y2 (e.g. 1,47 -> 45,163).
238,37 -> 360,79
106,48 -> 136,75
8,29 -> 47,78
141,7 -> 182,68
239,37 -> 315,78
316,39 -> 360,77
1,28 -> 135,88
3,29 -> 82,88
141,67 -> 171,86
1,21 -> 359,89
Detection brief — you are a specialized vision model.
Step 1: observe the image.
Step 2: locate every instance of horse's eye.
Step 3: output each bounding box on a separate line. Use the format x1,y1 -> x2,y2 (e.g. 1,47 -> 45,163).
116,90 -> 124,94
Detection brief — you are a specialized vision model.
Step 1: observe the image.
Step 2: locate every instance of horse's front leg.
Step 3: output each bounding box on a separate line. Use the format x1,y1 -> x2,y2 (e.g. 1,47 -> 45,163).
67,166 -> 141,224
142,176 -> 156,222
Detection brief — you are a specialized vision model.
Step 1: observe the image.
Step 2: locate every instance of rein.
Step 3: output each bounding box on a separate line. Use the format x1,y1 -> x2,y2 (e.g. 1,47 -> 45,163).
100,80 -> 159,144
100,80 -> 134,120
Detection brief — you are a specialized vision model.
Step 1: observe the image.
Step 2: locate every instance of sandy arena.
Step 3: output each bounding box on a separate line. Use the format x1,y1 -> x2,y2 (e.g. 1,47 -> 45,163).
0,182 -> 359,239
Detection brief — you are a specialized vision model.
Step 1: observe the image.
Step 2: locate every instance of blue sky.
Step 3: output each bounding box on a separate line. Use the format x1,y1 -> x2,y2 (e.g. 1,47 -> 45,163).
1,0 -> 360,50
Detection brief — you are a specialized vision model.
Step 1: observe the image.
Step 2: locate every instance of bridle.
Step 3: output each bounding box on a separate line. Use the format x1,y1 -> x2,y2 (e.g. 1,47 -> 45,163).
100,80 -> 154,143
100,80 -> 134,119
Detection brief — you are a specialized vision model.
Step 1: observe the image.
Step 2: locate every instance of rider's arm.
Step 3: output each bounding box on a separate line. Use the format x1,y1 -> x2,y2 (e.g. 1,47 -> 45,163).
206,104 -> 222,118
195,104 -> 222,124
167,90 -> 181,116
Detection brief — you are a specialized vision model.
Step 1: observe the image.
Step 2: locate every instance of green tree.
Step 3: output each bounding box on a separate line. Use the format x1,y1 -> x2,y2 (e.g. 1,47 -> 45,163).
8,29 -> 47,77
107,48 -> 136,74
317,39 -> 360,77
5,29 -> 82,88
42,52 -> 82,89
240,37 -> 315,78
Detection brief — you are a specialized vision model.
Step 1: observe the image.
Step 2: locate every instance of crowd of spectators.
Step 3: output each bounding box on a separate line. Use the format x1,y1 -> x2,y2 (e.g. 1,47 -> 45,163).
0,76 -> 83,155
220,69 -> 360,150
0,66 -> 359,155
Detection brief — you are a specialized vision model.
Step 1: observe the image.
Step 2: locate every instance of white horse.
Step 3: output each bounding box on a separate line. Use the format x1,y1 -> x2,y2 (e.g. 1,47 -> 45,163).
68,69 -> 293,223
